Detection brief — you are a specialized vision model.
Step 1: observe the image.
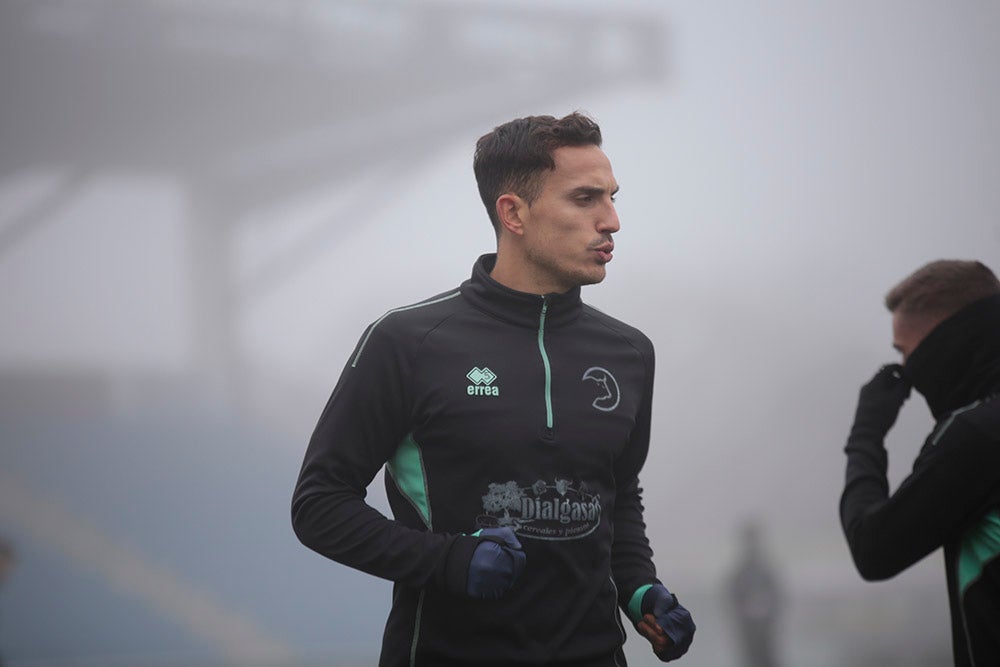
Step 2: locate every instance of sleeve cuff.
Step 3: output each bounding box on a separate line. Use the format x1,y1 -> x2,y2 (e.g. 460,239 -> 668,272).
627,583 -> 654,624
437,535 -> 480,596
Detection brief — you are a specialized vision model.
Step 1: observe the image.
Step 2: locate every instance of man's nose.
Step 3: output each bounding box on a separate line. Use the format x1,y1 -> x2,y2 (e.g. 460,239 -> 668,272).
599,202 -> 620,234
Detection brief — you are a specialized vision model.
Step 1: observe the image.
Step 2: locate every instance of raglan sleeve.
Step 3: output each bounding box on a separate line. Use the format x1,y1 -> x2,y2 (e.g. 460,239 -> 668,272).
840,413 -> 1000,581
291,320 -> 477,591
611,336 -> 663,622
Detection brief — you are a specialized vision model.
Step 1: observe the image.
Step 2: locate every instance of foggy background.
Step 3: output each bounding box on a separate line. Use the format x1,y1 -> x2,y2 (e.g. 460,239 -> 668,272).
2,0 -> 999,665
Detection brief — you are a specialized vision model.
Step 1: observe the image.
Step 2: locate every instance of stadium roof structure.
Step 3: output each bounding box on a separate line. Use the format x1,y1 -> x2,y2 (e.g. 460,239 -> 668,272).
0,0 -> 668,397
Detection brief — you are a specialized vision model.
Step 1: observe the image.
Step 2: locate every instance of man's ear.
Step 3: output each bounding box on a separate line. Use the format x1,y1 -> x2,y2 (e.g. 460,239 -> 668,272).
496,193 -> 527,236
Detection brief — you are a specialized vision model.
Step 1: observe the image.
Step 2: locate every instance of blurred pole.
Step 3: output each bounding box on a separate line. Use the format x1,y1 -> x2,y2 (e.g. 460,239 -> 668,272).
0,539 -> 13,667
187,194 -> 246,406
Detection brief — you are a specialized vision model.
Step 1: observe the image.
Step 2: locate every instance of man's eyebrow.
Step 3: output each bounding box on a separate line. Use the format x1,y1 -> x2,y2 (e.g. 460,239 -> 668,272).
569,185 -> 619,196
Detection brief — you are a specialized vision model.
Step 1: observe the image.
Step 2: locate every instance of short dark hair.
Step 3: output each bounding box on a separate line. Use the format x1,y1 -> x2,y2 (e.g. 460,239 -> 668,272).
885,260 -> 1000,319
473,112 -> 603,233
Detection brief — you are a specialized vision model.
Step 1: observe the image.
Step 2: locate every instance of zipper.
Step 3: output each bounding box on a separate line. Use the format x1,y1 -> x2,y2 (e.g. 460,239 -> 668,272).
537,297 -> 555,440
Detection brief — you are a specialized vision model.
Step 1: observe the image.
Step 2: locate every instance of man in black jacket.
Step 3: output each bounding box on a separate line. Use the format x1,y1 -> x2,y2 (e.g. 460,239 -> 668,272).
292,113 -> 695,666
840,259 -> 1000,666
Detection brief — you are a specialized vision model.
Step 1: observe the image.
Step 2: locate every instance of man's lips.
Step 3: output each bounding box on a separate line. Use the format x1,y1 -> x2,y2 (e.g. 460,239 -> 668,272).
594,245 -> 614,262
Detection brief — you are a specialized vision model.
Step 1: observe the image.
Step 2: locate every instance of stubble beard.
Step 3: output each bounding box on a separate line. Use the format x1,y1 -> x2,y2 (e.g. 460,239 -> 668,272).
527,247 -> 607,292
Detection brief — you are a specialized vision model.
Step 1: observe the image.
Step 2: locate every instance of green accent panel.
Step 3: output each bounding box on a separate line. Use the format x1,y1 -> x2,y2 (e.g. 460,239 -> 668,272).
628,584 -> 654,624
387,434 -> 432,530
958,510 -> 1000,597
537,301 -> 554,429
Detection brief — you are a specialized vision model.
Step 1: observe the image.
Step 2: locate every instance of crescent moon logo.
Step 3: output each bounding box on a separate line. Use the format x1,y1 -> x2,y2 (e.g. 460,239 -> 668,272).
581,366 -> 620,412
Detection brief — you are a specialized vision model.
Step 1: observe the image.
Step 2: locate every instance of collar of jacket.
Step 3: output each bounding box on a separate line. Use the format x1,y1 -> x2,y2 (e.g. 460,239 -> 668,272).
460,253 -> 584,329
904,293 -> 1000,420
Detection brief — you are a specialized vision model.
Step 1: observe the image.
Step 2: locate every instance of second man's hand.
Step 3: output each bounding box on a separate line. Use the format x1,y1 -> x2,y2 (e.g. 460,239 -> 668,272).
850,363 -> 912,441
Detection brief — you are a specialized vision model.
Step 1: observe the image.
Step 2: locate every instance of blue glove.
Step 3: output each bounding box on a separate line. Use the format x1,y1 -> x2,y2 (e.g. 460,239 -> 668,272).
642,584 -> 695,661
466,527 -> 526,600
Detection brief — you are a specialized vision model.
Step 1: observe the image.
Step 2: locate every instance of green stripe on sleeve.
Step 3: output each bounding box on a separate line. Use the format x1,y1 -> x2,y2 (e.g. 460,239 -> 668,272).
351,291 -> 461,367
958,509 -> 1000,597
628,584 -> 654,624
386,434 -> 432,530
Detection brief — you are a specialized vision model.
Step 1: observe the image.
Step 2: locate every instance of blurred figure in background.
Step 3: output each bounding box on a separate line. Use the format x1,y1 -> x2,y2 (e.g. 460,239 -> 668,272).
726,519 -> 783,667
840,259 -> 1000,666
292,112 -> 695,665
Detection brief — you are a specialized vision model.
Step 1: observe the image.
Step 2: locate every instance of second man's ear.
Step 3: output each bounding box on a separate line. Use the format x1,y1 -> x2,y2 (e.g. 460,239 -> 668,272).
495,193 -> 528,236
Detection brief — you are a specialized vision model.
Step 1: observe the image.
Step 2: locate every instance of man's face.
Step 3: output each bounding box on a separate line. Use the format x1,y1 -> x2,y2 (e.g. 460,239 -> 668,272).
892,310 -> 945,363
518,144 -> 620,294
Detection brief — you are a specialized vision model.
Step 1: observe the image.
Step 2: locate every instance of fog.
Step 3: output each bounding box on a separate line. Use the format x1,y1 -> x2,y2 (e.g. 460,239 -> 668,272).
2,1 -> 998,665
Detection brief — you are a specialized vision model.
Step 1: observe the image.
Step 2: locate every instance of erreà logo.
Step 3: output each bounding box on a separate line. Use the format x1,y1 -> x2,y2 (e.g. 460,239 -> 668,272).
467,366 -> 500,397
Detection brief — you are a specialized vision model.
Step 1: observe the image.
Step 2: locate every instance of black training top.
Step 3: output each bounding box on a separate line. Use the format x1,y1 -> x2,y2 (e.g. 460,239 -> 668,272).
293,254 -> 663,666
841,294 -> 1000,666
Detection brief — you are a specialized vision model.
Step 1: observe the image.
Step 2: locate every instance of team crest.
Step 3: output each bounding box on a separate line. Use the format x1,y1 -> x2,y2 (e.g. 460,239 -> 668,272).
582,366 -> 620,412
